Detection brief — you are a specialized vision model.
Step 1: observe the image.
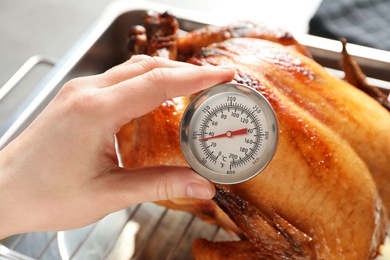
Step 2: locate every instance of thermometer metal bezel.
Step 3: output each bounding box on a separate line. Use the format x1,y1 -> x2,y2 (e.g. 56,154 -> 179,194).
180,83 -> 278,184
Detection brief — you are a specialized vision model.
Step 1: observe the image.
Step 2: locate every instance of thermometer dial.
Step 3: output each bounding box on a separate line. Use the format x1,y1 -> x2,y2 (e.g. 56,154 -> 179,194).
180,83 -> 278,184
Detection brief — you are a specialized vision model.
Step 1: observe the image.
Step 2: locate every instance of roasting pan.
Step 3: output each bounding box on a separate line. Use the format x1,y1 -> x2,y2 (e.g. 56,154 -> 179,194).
1,0 -> 390,259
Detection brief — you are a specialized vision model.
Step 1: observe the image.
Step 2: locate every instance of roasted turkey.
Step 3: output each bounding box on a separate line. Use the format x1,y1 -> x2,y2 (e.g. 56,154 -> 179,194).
117,11 -> 390,259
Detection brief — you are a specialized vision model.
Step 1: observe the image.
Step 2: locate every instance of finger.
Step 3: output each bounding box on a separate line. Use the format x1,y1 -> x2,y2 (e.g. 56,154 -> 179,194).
94,166 -> 216,211
94,55 -> 195,88
106,65 -> 234,123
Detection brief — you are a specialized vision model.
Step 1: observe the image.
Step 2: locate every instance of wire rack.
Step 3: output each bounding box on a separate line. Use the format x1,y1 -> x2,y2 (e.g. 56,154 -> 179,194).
1,203 -> 238,259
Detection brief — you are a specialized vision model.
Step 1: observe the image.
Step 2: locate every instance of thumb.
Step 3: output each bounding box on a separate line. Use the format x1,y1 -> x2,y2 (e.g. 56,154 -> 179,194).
97,166 -> 216,210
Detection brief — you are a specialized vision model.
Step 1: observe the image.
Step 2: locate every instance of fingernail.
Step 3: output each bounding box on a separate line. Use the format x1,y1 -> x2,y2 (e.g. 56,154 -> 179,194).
203,64 -> 236,71
217,65 -> 236,71
186,183 -> 214,199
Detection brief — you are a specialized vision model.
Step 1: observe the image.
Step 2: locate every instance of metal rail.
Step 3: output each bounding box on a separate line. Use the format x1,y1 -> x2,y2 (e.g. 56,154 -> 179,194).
0,55 -> 57,102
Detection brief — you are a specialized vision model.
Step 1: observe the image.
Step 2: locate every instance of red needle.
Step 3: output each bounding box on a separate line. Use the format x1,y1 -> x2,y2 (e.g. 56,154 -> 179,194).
199,128 -> 248,141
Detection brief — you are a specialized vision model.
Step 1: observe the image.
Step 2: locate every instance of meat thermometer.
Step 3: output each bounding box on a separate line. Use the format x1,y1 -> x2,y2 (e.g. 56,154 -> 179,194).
180,83 -> 278,184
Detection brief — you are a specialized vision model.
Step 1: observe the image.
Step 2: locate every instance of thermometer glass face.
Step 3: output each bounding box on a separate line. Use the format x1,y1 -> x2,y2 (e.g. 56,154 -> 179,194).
180,83 -> 278,184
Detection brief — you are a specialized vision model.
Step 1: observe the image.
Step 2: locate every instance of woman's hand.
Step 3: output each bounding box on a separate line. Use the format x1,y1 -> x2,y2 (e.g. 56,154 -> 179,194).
0,55 -> 234,238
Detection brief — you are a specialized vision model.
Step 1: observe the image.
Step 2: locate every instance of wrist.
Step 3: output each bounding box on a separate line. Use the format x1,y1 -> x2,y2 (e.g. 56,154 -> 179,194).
0,143 -> 26,239
0,149 -> 12,238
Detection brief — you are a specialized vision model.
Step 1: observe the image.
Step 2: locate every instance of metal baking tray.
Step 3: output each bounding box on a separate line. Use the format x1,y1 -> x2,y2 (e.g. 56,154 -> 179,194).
1,0 -> 390,259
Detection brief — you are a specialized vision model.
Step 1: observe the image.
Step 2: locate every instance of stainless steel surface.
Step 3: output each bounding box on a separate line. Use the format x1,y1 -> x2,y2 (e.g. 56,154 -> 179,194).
0,56 -> 57,102
298,33 -> 390,84
0,56 -> 57,140
1,0 -> 390,259
0,244 -> 34,260
0,0 -> 115,89
0,0 -> 321,84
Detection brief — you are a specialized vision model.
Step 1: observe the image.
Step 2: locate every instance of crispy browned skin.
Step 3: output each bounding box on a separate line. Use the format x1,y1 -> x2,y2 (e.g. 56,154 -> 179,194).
127,25 -> 147,55
117,16 -> 390,259
128,11 -> 178,59
177,20 -> 312,60
187,38 -> 389,259
193,186 -> 315,259
192,240 -> 266,260
208,185 -> 315,259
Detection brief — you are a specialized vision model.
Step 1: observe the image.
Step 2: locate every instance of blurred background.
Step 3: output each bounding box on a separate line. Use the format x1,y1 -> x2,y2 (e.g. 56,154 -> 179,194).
0,0 -> 323,88
2,0 -> 390,89
1,0 -> 114,88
